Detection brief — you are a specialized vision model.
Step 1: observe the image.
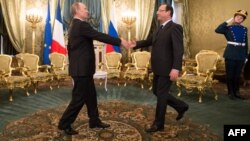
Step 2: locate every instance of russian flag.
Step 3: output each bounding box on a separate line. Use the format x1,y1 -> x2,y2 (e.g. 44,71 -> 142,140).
51,0 -> 66,55
106,2 -> 120,53
43,0 -> 52,65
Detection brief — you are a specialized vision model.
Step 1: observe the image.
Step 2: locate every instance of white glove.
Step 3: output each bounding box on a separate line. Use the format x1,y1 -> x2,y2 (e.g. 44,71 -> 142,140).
226,17 -> 233,23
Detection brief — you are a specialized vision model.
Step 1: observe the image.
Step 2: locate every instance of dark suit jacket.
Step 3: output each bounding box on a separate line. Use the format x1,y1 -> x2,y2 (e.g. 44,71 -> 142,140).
134,21 -> 184,76
67,19 -> 121,76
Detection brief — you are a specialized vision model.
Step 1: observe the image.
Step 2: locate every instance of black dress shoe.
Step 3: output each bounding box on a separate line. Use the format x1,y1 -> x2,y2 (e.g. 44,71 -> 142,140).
235,92 -> 245,100
176,105 -> 189,121
235,95 -> 245,100
89,121 -> 110,128
229,95 -> 236,100
145,124 -> 164,133
58,126 -> 78,135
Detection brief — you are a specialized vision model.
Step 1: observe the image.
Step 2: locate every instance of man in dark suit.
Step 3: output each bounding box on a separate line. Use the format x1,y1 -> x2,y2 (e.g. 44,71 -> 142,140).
215,10 -> 248,100
129,4 -> 188,133
58,2 -> 127,135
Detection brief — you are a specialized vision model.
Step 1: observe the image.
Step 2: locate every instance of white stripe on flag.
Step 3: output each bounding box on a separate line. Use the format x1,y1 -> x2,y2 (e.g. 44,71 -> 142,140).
53,20 -> 65,48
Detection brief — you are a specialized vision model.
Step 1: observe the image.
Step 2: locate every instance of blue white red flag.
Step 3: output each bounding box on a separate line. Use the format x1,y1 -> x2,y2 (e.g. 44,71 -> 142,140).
106,2 -> 120,53
51,0 -> 66,55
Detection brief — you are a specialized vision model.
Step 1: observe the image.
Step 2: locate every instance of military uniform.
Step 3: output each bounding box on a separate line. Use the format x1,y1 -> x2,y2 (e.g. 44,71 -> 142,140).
215,10 -> 248,99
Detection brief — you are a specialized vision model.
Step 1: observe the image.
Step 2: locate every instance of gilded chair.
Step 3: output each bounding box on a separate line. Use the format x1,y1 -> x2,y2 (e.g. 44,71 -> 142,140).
176,50 -> 220,103
16,53 -> 53,94
49,52 -> 70,88
124,51 -> 151,88
0,55 -> 31,101
99,52 -> 122,85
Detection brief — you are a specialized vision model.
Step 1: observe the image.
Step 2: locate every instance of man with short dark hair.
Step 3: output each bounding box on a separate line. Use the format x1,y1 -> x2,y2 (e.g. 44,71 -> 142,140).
128,4 -> 189,133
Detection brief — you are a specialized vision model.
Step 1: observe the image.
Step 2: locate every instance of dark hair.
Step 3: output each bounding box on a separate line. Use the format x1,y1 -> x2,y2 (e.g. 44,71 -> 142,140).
162,3 -> 174,17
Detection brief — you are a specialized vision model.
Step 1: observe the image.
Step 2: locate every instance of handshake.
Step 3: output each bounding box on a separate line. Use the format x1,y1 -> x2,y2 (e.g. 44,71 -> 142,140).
120,38 -> 136,49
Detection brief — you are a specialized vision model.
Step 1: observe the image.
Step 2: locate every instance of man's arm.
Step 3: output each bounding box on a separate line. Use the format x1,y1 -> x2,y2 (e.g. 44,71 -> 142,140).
133,35 -> 153,50
170,24 -> 184,81
80,22 -> 122,46
172,24 -> 184,71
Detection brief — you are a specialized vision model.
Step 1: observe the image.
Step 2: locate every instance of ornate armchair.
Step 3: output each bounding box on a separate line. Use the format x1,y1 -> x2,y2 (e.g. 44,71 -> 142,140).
0,55 -> 31,101
104,52 -> 122,78
124,51 -> 151,88
49,52 -> 70,88
99,52 -> 122,85
176,50 -> 220,103
16,53 -> 53,94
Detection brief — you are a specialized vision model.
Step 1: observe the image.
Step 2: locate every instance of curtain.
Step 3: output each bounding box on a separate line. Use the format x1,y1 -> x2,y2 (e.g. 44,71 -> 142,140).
63,0 -> 102,31
0,0 -> 26,53
135,0 -> 155,40
182,0 -> 191,58
100,0 -> 112,34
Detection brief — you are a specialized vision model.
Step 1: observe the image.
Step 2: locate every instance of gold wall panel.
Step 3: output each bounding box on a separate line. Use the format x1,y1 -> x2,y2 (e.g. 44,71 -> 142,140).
189,0 -> 250,57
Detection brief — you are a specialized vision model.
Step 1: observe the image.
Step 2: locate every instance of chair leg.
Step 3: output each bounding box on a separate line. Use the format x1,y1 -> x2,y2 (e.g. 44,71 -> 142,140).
210,87 -> 218,101
32,82 -> 38,94
149,86 -> 152,91
8,89 -> 13,102
25,87 -> 30,96
49,80 -> 53,90
176,83 -> 182,97
198,87 -> 203,103
57,80 -> 60,88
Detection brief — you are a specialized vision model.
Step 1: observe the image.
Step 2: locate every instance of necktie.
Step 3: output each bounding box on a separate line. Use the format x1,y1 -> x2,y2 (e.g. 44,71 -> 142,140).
156,25 -> 163,35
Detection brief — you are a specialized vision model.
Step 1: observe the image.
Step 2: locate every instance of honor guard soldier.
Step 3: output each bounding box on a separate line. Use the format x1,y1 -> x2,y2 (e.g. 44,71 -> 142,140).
215,10 -> 248,100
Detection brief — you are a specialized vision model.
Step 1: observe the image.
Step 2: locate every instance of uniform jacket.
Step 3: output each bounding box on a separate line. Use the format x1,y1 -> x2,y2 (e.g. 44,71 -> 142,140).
67,19 -> 121,76
215,22 -> 248,60
134,20 -> 184,76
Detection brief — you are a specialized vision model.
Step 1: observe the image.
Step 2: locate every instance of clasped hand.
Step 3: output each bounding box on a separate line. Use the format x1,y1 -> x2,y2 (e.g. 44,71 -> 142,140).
120,38 -> 136,49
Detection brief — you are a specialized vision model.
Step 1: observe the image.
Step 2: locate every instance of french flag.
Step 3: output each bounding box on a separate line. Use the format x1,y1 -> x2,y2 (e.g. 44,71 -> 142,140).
106,2 -> 120,53
43,0 -> 52,64
51,0 -> 66,55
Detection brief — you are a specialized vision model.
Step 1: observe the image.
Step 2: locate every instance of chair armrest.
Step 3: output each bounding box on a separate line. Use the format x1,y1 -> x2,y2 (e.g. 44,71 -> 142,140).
181,65 -> 197,76
204,68 -> 217,81
98,62 -> 105,70
39,65 -> 51,72
124,63 -> 134,68
124,63 -> 135,71
0,69 -> 8,78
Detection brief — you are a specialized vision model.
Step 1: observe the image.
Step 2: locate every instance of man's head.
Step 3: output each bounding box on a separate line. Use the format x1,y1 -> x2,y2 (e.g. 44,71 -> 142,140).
157,4 -> 173,24
233,10 -> 248,24
71,2 -> 89,21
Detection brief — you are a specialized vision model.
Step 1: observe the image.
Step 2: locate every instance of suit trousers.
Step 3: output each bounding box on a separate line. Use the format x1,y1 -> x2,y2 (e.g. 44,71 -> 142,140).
225,59 -> 245,96
152,75 -> 188,126
58,76 -> 100,129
